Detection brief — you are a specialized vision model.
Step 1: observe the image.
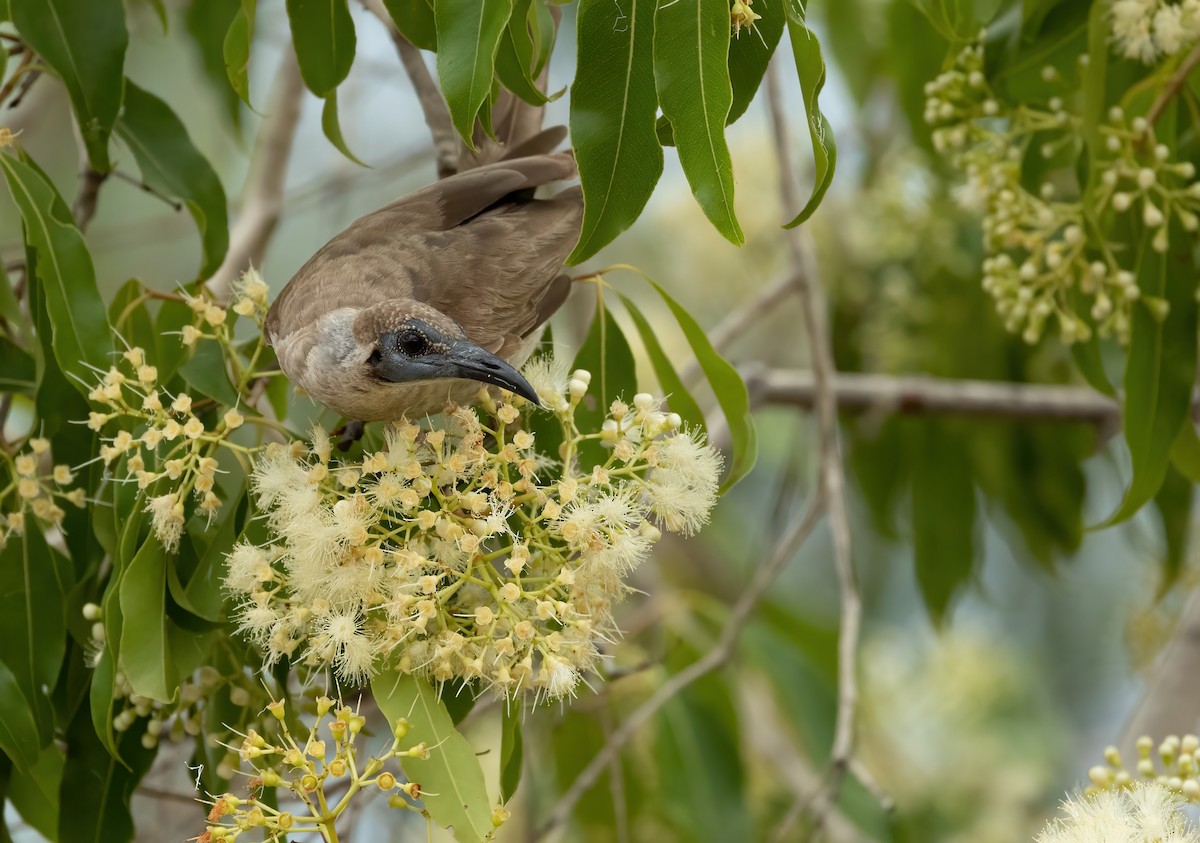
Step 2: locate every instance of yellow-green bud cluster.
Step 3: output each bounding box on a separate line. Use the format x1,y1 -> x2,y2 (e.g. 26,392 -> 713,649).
0,437 -> 86,548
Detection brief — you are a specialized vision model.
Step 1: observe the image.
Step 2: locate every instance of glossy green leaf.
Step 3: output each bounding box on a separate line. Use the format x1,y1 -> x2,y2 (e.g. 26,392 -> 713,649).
186,0 -> 244,128
321,90 -> 368,166
118,540 -> 174,702
286,0 -> 356,97
384,0 -> 437,49
372,671 -> 493,843
1170,422 -> 1200,484
642,276 -> 757,491
0,153 -> 110,387
496,0 -> 551,106
0,336 -> 35,394
499,706 -> 523,803
912,423 -> 976,622
223,0 -> 256,107
619,294 -> 705,431
782,9 -> 836,228
9,744 -> 62,840
0,526 -> 70,746
0,660 -> 42,772
115,82 -> 230,280
654,0 -> 742,243
1106,218 -> 1198,525
435,0 -> 512,143
530,0 -> 555,75
567,0 -> 663,263
179,340 -> 240,406
60,704 -> 155,843
11,0 -> 127,171
1154,464 -> 1192,593
572,295 -> 638,470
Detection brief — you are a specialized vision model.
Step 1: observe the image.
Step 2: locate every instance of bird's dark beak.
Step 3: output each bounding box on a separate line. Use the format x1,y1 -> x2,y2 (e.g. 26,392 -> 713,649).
447,341 -> 541,405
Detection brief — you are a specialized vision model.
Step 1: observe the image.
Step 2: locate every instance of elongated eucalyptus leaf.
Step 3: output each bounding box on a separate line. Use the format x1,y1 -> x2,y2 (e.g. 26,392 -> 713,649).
384,0 -> 437,49
619,294 -> 705,431
782,9 -> 836,228
0,660 -> 41,772
118,540 -> 174,702
60,705 -> 155,843
224,0 -> 256,107
0,527 -> 70,746
286,0 -> 356,97
186,0 -> 244,128
1105,218 -> 1198,525
321,90 -> 367,165
500,706 -> 523,803
435,0 -> 513,143
654,0 -> 742,243
639,275 -> 757,491
572,296 -> 638,470
9,744 -> 61,840
568,0 -> 662,263
912,422 -> 976,622
496,0 -> 550,106
116,82 -> 230,280
372,671 -> 493,843
11,0 -> 127,171
0,154 -> 110,387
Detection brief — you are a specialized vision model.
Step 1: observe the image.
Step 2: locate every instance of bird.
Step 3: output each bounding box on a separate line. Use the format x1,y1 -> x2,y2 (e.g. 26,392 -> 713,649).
265,136 -> 583,424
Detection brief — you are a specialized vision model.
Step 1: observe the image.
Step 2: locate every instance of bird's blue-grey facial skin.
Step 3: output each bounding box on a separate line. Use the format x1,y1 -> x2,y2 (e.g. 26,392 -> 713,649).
370,319 -> 541,405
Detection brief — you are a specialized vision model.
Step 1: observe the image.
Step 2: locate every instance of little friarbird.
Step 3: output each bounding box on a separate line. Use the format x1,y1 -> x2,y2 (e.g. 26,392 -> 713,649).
265,146 -> 582,422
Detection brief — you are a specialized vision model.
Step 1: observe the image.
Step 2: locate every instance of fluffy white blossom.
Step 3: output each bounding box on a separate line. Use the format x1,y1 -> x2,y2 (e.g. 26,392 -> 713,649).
1036,783 -> 1200,843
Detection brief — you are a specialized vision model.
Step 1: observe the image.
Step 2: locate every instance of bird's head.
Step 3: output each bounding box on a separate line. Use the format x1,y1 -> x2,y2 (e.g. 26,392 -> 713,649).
353,301 -> 540,405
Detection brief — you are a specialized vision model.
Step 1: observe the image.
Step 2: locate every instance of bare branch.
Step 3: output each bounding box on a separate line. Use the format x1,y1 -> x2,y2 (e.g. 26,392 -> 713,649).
766,58 -> 865,834
362,0 -> 459,178
747,367 -> 1130,425
1147,42 -> 1200,127
536,493 -> 827,839
206,50 -> 305,300
70,119 -> 107,232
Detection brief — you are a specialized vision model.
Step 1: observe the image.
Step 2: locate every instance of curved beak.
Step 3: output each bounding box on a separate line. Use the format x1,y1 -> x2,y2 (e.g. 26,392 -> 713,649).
447,340 -> 541,406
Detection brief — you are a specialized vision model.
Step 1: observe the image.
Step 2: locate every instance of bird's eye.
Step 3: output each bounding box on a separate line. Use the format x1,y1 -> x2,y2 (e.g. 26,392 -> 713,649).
395,329 -> 428,356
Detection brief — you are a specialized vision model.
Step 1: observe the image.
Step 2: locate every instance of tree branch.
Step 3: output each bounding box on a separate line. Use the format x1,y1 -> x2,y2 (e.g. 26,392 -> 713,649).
1148,41 -> 1200,127
766,58 -> 864,836
205,49 -> 305,300
747,367 -> 1132,425
362,0 -> 459,179
535,493 -> 827,839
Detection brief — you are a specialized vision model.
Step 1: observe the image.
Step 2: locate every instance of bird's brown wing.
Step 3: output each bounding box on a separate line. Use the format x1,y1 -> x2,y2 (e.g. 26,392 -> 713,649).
265,152 -> 580,354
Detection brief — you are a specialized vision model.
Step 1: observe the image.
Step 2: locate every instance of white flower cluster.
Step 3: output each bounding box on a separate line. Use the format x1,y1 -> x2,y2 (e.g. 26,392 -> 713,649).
224,365 -> 722,701
1037,782 -> 1200,843
1111,0 -> 1200,64
0,437 -> 85,547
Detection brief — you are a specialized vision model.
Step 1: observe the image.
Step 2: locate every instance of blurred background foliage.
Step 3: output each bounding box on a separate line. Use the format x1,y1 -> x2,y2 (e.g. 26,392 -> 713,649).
0,0 -> 1197,840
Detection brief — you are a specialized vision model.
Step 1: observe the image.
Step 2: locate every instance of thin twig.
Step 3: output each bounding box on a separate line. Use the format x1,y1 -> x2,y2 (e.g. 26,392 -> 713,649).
71,116 -> 108,232
110,169 -> 184,212
205,50 -> 305,299
766,57 -> 864,837
535,493 -> 827,839
0,51 -> 33,107
1148,42 -> 1200,126
362,0 -> 459,178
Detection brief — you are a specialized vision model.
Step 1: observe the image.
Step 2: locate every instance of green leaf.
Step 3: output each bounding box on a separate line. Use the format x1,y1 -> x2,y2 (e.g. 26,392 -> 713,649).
223,0 -> 256,107
11,0 -> 128,171
912,422 -> 976,622
115,82 -> 230,280
383,0 -> 437,49
179,340 -> 240,406
567,0 -> 663,263
496,0 -> 551,106
1170,422 -> 1200,484
286,0 -> 356,97
0,527 -> 70,746
642,276 -> 757,491
619,294 -> 705,431
0,660 -> 42,772
653,0 -> 742,243
0,336 -> 35,394
572,295 -> 638,471
60,703 -> 155,843
185,0 -> 244,128
372,671 -> 493,843
499,706 -> 522,803
435,0 -> 512,143
1154,464 -> 1192,593
727,0 -> 784,123
321,90 -> 368,166
118,540 -> 174,702
0,153 -> 111,388
1105,218 -> 1199,524
782,9 -> 836,228
9,744 -> 62,841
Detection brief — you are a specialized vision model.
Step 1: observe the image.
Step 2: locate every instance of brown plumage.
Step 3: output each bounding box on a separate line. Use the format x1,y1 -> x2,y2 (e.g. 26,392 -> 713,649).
265,145 -> 582,421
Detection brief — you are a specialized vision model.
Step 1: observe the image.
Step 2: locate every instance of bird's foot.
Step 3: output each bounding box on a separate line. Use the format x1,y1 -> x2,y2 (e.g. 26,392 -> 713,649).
332,420 -> 366,452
